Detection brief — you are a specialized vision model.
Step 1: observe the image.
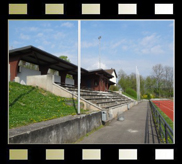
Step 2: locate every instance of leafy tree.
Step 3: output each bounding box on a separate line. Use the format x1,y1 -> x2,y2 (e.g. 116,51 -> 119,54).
152,64 -> 164,97
59,55 -> 71,62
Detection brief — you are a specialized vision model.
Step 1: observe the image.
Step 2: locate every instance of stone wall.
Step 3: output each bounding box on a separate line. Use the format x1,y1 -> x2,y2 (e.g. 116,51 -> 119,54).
9,112 -> 102,144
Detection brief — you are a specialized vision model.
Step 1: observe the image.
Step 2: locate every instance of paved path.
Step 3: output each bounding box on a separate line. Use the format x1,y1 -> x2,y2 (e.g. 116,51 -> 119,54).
77,101 -> 149,144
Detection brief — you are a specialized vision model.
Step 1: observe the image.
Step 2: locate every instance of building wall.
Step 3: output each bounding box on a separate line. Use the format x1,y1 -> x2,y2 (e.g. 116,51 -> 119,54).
17,66 -> 41,84
65,78 -> 74,85
53,75 -> 61,83
110,72 -> 117,86
16,67 -> 74,85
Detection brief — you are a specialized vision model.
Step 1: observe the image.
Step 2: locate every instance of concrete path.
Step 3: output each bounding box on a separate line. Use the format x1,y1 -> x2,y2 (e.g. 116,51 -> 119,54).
77,101 -> 148,144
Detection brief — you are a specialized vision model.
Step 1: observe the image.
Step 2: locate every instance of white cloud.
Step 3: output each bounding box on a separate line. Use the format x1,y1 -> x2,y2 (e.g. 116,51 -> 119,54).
53,32 -> 65,39
61,22 -> 74,28
51,44 -> 55,48
42,40 -> 51,45
139,33 -> 157,46
169,23 -> 174,27
20,33 -> 30,40
29,27 -> 38,32
85,61 -> 107,70
122,45 -> 128,50
42,23 -> 51,27
111,40 -> 125,49
43,28 -> 54,32
150,45 -> 164,54
37,45 -> 45,50
13,40 -> 21,45
37,33 -> 44,37
82,41 -> 98,48
168,43 -> 173,51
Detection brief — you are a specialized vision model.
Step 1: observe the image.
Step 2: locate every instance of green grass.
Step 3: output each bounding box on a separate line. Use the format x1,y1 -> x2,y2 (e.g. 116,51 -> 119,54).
9,82 -> 89,129
122,92 -> 137,101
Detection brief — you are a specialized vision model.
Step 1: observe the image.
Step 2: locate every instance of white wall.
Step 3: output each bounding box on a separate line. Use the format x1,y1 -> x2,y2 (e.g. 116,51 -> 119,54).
110,71 -> 117,86
17,66 -> 41,84
53,75 -> 74,85
17,66 -> 74,85
53,75 -> 61,83
66,78 -> 74,85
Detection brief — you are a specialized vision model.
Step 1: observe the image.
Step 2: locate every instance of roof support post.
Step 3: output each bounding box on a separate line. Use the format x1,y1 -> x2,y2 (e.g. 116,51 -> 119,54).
39,65 -> 49,75
9,56 -> 21,81
59,71 -> 67,85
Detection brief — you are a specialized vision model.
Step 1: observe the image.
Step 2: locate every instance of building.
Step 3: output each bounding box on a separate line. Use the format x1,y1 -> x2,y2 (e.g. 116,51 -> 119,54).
104,68 -> 118,86
9,45 -> 116,91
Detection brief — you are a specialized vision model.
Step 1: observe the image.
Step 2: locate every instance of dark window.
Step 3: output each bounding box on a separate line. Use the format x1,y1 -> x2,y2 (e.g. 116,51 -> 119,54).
94,79 -> 98,86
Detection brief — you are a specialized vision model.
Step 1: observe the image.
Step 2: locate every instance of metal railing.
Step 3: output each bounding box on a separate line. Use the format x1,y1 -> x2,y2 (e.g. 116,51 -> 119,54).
149,100 -> 173,143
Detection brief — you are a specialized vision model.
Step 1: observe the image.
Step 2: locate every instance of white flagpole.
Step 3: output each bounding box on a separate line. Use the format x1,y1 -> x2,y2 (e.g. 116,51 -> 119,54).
78,20 -> 81,115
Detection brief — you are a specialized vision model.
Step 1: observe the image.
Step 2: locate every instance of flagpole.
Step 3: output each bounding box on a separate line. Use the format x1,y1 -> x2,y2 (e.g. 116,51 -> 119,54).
78,20 -> 81,114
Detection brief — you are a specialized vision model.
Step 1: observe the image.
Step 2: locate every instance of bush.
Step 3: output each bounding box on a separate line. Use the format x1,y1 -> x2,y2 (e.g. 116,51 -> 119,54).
125,88 -> 137,99
142,94 -> 148,99
109,85 -> 119,91
142,93 -> 155,99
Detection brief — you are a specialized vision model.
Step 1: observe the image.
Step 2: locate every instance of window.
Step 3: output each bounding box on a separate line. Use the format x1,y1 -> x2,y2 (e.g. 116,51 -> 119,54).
94,79 -> 98,86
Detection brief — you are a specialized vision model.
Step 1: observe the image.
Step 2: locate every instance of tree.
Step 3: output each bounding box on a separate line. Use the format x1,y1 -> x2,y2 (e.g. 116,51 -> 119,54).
163,66 -> 173,97
59,55 -> 70,62
117,69 -> 128,92
152,64 -> 164,97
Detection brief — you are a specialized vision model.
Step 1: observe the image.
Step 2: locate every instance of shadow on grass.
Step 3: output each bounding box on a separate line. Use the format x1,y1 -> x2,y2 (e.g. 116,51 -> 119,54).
72,94 -> 78,114
9,87 -> 35,107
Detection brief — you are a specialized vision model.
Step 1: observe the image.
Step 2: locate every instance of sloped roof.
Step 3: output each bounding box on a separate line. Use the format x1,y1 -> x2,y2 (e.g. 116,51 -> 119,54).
88,68 -> 114,78
104,68 -> 118,78
9,45 -> 88,75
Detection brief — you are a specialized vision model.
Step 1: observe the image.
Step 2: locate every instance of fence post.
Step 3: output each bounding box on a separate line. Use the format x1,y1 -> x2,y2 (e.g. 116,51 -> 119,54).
158,114 -> 160,137
165,124 -> 168,143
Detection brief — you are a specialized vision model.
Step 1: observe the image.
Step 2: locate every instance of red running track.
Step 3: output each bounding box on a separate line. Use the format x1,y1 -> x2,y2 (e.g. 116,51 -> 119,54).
152,100 -> 174,121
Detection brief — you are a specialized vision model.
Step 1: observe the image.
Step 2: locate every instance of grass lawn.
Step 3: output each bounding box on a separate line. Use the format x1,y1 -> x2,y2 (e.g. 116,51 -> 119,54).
9,82 -> 89,129
122,92 -> 137,101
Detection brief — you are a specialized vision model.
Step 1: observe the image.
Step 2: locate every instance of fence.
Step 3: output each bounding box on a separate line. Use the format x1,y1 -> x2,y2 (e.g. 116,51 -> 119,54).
149,100 -> 173,143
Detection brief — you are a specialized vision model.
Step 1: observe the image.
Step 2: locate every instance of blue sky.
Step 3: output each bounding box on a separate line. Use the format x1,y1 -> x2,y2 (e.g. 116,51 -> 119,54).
9,20 -> 174,77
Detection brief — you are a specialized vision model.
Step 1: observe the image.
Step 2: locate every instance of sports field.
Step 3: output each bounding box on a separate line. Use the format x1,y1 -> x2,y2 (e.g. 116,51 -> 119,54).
152,100 -> 174,121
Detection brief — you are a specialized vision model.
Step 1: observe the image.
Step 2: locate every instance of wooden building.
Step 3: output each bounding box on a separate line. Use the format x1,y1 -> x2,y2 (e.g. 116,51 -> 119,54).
9,45 -> 116,91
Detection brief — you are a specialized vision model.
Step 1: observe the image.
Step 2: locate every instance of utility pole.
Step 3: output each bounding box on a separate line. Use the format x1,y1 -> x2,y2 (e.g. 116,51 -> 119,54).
98,36 -> 101,68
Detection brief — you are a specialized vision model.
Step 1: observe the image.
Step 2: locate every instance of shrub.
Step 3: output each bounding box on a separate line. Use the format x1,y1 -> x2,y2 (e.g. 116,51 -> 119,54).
125,88 -> 137,99
109,85 -> 119,91
142,94 -> 148,99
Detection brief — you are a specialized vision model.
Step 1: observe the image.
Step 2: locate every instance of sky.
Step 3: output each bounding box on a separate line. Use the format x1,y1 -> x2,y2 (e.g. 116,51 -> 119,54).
9,20 -> 174,78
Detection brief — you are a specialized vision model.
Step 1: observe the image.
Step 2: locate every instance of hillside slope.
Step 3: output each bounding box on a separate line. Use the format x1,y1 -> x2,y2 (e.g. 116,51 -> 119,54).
9,82 -> 87,129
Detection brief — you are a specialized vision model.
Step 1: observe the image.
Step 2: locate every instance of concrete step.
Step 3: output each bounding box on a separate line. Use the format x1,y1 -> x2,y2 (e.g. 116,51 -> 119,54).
97,101 -> 119,108
88,98 -> 114,103
81,95 -> 106,99
68,88 -> 100,94
104,102 -> 126,109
